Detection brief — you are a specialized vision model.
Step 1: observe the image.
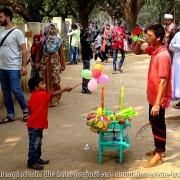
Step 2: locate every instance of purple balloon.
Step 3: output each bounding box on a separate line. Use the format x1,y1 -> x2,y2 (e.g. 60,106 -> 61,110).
97,74 -> 110,84
88,78 -> 98,91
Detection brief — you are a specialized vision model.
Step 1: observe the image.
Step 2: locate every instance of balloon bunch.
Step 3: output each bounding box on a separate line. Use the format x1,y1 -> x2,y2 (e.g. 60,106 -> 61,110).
81,64 -> 110,91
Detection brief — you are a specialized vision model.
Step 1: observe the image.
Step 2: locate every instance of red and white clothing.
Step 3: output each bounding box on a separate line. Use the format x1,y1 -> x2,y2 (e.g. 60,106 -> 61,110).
112,26 -> 125,49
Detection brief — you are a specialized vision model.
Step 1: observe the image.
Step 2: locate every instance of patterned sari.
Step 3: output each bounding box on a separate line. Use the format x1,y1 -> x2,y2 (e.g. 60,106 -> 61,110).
36,23 -> 66,106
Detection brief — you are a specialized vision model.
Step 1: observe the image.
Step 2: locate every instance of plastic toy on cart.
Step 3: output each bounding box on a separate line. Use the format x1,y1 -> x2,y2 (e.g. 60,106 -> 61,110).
86,86 -> 138,164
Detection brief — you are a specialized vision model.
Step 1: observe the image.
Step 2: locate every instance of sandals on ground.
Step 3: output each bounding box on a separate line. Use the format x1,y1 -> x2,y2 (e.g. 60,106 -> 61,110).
37,158 -> 49,164
173,101 -> 180,109
0,117 -> 15,124
28,162 -> 44,170
145,150 -> 166,158
142,158 -> 163,168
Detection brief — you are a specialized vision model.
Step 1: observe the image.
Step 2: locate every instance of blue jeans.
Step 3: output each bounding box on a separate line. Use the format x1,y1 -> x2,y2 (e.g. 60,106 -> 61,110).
28,128 -> 43,165
70,46 -> 78,63
113,49 -> 125,71
82,60 -> 90,90
0,69 -> 28,118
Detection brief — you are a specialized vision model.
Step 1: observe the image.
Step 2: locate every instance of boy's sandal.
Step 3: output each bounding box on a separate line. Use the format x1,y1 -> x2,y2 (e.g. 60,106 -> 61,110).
23,114 -> 29,122
0,117 -> 15,124
37,158 -> 49,164
28,162 -> 44,170
145,150 -> 166,158
142,158 -> 163,168
173,101 -> 180,109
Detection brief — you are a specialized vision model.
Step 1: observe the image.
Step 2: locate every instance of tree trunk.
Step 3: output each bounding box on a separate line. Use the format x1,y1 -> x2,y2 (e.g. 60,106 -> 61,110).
79,14 -> 89,29
78,0 -> 96,29
122,0 -> 144,32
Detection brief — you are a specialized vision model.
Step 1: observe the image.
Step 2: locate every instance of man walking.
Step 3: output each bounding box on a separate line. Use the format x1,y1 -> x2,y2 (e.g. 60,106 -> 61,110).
112,20 -> 126,74
0,7 -> 29,123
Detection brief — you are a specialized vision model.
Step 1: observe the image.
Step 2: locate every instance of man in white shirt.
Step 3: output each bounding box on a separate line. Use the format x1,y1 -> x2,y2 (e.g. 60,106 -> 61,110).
0,7 -> 29,124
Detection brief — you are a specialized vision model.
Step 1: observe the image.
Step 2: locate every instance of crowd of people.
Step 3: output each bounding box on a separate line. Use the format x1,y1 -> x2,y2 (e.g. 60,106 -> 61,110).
67,20 -> 136,74
0,6 -> 180,170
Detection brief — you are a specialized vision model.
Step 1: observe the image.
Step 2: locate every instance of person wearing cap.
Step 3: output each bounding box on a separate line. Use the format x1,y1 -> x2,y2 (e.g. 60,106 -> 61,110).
169,31 -> 180,108
163,14 -> 177,59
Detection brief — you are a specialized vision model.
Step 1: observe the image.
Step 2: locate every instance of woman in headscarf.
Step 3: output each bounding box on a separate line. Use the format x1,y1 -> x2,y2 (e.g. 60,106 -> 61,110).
29,34 -> 42,78
101,23 -> 112,62
35,23 -> 66,106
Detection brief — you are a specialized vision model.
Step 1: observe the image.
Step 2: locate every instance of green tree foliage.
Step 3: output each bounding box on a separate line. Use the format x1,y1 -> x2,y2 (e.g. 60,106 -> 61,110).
0,0 -> 59,22
96,0 -> 144,31
2,0 -> 180,32
97,0 -> 123,21
0,0 -> 96,28
138,0 -> 180,27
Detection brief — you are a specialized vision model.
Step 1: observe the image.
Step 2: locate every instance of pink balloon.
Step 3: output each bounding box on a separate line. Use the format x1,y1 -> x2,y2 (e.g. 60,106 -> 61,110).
92,69 -> 101,79
97,74 -> 110,84
88,78 -> 98,91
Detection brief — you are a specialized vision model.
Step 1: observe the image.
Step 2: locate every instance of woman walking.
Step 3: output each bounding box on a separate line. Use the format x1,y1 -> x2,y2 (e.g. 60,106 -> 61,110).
36,23 -> 66,106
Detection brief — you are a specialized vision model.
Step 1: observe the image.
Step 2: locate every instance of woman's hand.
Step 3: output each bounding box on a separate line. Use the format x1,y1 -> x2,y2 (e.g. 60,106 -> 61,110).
20,66 -> 27,76
30,60 -> 35,67
35,63 -> 40,69
61,67 -> 65,71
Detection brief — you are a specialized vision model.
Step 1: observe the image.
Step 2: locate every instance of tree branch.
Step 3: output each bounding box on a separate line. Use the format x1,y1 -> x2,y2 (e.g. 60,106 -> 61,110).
45,0 -> 59,15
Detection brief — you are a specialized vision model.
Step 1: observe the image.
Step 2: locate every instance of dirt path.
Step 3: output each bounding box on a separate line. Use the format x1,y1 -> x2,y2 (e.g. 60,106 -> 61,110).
0,53 -> 180,180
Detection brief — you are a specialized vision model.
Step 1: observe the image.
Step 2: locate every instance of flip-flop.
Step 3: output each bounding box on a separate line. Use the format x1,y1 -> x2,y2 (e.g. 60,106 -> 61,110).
142,158 -> 163,168
173,101 -> 180,109
0,117 -> 15,124
117,68 -> 123,73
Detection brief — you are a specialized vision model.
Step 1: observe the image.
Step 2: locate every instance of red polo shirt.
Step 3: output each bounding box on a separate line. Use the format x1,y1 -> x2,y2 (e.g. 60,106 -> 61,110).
145,45 -> 172,108
26,90 -> 51,129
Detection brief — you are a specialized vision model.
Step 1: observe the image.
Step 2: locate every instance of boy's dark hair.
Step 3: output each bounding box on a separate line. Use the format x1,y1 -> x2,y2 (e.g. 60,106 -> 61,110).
147,24 -> 165,43
71,23 -> 77,30
0,7 -> 13,21
28,77 -> 43,91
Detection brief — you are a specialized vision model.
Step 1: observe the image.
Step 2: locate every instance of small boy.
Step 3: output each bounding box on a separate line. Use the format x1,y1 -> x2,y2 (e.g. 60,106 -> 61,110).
92,30 -> 104,61
26,77 -> 72,170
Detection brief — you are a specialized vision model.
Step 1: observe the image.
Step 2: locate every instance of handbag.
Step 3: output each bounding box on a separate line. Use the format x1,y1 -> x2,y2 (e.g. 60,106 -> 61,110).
0,28 -> 16,47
